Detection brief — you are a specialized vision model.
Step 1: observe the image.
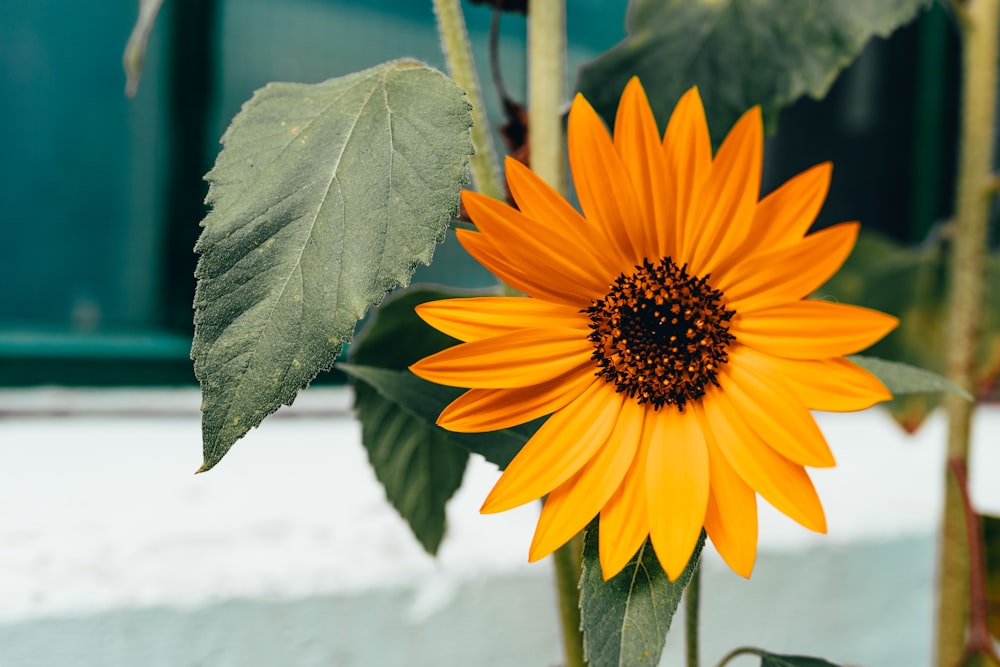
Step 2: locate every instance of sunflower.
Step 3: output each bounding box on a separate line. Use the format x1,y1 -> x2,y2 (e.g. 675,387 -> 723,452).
409,78 -> 897,580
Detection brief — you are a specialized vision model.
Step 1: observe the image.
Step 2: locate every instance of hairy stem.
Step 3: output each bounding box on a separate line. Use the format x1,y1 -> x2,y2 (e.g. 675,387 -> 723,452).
433,0 -> 504,201
527,1 -> 578,663
528,0 -> 566,193
936,0 -> 998,665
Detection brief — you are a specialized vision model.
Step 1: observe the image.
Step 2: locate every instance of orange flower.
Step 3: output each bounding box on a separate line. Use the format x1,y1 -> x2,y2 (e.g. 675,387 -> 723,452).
410,78 -> 897,580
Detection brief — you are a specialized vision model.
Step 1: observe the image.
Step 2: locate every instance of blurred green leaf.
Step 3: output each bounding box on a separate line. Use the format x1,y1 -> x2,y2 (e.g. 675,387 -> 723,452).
338,363 -> 537,470
347,286 -> 476,554
820,231 -> 1000,432
580,523 -> 703,667
192,60 -> 473,471
352,381 -> 468,554
983,515 -> 1000,642
349,286 -> 472,368
577,0 -> 929,141
849,355 -> 972,399
123,0 -> 165,97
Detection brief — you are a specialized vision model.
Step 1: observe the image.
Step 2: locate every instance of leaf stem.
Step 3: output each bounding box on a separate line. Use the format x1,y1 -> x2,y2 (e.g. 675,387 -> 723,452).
433,0 -> 505,201
685,562 -> 701,667
553,533 -> 586,667
714,647 -> 763,667
528,0 -> 566,193
936,0 -> 998,664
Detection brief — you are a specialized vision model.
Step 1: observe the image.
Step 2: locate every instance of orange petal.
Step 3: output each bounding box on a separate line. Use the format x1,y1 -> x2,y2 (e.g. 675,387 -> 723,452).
723,346 -> 836,467
503,155 -> 595,234
744,355 -> 892,412
462,190 -> 611,301
598,410 -> 653,580
457,230 -> 584,307
415,297 -> 586,342
481,381 -> 624,513
568,93 -> 644,264
684,106 -> 763,278
662,88 -> 712,259
701,387 -> 827,533
528,399 -> 644,562
409,328 -> 592,389
646,408 -> 710,580
437,369 -> 596,432
695,409 -> 758,578
718,222 -> 859,313
613,78 -> 671,258
733,301 -> 899,360
747,162 -> 833,252
504,156 -> 623,275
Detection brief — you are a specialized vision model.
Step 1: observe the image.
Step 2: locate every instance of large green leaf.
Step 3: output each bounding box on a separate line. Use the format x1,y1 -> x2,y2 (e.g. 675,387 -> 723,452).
347,286 -> 479,554
338,363 -> 537,470
580,522 -> 703,667
193,60 -> 473,471
577,0 -> 929,141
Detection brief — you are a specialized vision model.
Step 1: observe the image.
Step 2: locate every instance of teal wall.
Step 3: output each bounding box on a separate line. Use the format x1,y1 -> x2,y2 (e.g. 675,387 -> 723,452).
0,0 -> 627,385
0,0 -> 958,385
0,0 -> 167,331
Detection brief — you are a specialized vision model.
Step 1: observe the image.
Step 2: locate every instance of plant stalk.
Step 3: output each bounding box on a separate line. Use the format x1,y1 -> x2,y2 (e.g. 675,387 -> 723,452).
685,563 -> 701,667
433,0 -> 505,201
527,1 -> 578,663
936,1 -> 998,665
553,533 -> 586,667
528,0 -> 566,193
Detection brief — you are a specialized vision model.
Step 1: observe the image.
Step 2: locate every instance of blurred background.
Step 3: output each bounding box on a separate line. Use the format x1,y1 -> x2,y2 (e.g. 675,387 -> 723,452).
0,0 -> 966,387
1,1 -> 994,666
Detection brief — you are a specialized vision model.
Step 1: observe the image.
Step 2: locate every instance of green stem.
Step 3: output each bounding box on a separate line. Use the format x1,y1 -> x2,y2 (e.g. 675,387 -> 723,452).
553,533 -> 586,667
685,563 -> 701,667
432,0 -> 504,201
528,0 -> 566,193
936,1 -> 998,665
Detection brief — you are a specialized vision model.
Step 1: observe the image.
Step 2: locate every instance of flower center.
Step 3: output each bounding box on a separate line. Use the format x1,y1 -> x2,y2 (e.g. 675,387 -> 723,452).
585,257 -> 736,411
